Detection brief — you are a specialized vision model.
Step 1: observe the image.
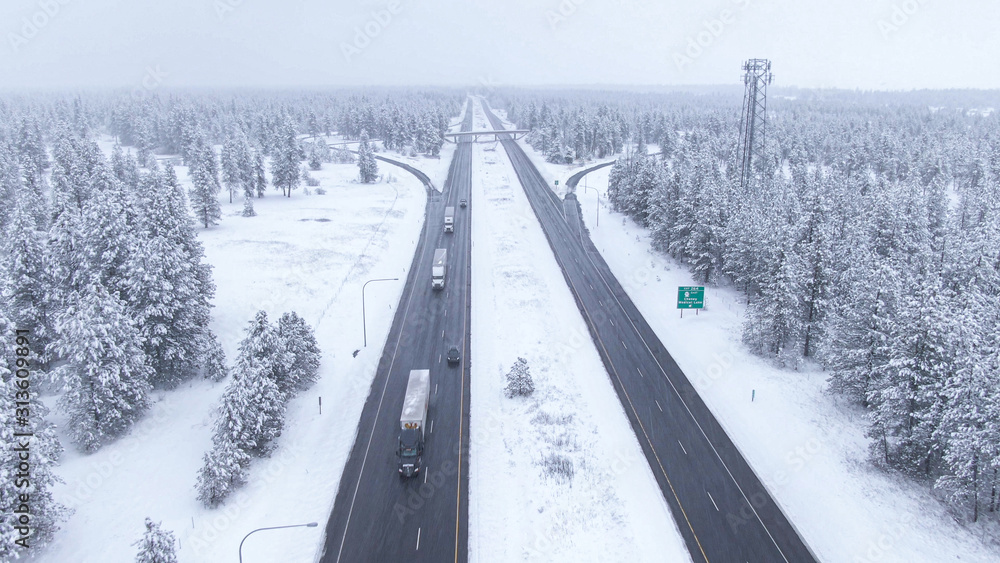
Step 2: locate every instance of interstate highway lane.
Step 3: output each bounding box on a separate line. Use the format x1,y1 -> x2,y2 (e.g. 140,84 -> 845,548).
320,100 -> 474,563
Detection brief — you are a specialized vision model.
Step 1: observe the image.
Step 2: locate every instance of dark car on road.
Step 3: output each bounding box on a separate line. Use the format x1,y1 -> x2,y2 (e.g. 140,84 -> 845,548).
459,199 -> 467,208
446,346 -> 460,365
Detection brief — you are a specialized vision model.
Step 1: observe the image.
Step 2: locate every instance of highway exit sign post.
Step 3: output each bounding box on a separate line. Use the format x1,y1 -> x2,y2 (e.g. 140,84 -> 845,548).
678,286 -> 705,317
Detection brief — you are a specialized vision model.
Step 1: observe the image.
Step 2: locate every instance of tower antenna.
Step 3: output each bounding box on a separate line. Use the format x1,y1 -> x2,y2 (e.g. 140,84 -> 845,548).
737,58 -> 773,191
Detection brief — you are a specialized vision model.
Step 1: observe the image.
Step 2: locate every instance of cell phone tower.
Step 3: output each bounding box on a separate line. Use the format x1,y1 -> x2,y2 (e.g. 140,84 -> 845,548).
737,58 -> 773,191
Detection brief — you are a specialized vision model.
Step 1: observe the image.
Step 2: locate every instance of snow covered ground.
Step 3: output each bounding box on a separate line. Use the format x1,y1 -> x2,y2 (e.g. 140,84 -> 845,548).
296,132 -> 457,193
33,157 -> 429,562
528,160 -> 1000,562
377,142 -> 455,192
467,102 -> 690,562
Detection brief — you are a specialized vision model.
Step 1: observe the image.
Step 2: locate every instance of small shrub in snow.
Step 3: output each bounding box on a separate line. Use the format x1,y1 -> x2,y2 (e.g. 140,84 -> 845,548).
504,357 -> 534,398
133,518 -> 179,563
241,195 -> 256,217
300,166 -> 317,186
315,187 -> 326,195
542,453 -> 575,483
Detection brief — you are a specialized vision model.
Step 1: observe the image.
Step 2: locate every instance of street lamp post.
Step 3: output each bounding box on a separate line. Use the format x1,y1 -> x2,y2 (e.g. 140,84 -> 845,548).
239,522 -> 318,563
582,184 -> 600,227
363,278 -> 399,347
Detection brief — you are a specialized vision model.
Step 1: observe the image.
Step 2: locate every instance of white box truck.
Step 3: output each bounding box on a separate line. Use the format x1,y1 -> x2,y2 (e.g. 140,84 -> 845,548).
398,369 -> 430,477
444,206 -> 455,233
432,248 -> 447,290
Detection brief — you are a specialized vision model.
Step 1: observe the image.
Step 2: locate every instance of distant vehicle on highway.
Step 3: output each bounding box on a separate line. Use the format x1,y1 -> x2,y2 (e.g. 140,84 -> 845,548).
446,346 -> 460,365
459,199 -> 467,208
398,369 -> 430,477
444,206 -> 455,233
432,248 -> 447,290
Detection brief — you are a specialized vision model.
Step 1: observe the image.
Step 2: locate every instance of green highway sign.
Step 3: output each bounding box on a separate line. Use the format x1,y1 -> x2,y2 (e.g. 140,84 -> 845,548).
677,286 -> 705,309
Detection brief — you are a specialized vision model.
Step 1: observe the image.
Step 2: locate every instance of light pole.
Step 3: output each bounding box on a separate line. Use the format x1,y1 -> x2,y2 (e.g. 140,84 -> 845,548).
582,183 -> 600,227
363,278 -> 399,346
239,522 -> 318,563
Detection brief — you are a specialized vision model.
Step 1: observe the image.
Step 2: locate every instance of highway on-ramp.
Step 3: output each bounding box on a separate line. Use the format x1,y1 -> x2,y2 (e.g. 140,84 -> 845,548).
320,100 -> 474,563
481,99 -> 817,563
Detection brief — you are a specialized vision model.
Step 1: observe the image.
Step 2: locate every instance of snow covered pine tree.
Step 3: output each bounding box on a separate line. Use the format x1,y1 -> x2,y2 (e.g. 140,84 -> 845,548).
504,357 -> 534,398
357,129 -> 378,183
133,518 -> 179,563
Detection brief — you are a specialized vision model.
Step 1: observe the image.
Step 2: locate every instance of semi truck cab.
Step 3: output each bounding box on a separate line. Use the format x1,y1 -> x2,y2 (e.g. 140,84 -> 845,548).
398,428 -> 423,477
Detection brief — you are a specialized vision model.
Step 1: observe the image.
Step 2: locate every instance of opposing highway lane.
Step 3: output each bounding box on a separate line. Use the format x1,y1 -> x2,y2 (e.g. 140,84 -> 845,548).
481,99 -> 817,563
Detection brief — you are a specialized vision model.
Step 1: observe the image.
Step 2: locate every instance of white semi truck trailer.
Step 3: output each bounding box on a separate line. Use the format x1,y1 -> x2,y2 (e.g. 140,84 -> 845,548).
444,206 -> 455,233
432,248 -> 447,290
398,369 -> 430,477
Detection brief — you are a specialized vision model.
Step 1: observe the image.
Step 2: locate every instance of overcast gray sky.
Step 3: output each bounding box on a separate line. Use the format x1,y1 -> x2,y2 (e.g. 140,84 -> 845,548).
3,0 -> 998,90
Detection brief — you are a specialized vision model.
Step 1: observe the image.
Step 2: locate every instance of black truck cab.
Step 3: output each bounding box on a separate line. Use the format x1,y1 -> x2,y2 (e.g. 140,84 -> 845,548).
398,427 -> 424,477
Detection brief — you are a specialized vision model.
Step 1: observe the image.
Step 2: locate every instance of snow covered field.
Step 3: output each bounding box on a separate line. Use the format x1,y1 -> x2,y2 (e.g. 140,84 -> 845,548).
467,102 -> 690,562
33,158 -> 428,562
529,160 -> 1000,562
